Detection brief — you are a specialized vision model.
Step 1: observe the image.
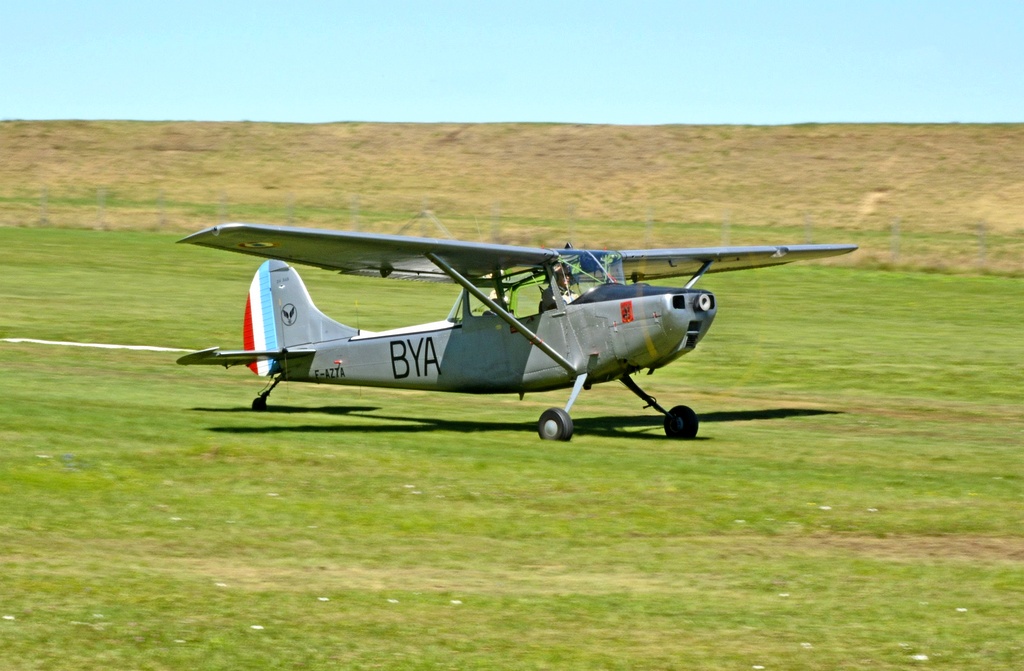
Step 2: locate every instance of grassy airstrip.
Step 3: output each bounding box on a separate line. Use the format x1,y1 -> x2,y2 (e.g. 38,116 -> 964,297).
2,226 -> 1022,669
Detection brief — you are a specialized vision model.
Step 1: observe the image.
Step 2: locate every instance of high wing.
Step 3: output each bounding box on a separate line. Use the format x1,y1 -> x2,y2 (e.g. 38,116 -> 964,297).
178,223 -> 557,282
618,244 -> 859,282
179,223 -> 856,283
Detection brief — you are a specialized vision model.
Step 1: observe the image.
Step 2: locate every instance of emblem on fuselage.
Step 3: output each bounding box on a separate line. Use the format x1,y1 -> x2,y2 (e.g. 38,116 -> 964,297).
620,300 -> 634,324
281,303 -> 297,326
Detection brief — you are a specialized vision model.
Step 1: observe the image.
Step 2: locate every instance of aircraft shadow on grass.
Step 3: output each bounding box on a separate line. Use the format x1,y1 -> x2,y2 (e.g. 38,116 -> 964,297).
196,406 -> 839,441
192,405 -> 380,416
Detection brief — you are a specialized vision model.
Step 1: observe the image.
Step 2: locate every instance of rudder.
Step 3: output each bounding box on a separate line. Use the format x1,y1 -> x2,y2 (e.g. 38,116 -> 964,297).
242,260 -> 357,375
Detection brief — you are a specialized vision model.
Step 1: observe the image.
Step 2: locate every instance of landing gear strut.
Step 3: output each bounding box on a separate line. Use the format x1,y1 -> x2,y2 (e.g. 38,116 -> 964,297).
620,373 -> 699,438
537,373 -> 588,441
252,375 -> 283,412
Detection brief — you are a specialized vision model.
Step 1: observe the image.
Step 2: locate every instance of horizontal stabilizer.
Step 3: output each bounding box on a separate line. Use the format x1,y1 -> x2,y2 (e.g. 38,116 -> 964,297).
177,347 -> 316,368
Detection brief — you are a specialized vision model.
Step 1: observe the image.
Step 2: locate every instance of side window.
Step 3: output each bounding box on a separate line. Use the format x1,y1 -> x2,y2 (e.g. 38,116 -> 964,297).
466,292 -> 494,318
511,282 -> 544,318
452,287 -> 508,321
447,291 -> 465,324
450,269 -> 547,321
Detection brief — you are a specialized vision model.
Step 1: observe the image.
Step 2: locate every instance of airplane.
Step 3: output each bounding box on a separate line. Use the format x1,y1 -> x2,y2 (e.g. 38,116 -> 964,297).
177,223 -> 856,441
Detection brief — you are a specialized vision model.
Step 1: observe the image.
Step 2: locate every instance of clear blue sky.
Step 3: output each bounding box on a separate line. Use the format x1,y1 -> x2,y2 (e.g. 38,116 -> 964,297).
3,1 -> 1022,124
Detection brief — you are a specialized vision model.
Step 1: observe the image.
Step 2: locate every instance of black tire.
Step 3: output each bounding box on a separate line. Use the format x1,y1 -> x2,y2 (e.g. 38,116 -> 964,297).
664,405 -> 698,438
538,407 -> 574,441
252,395 -> 268,412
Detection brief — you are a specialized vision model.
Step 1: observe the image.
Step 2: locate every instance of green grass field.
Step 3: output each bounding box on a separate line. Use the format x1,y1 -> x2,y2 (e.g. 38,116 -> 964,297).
2,227 -> 1023,670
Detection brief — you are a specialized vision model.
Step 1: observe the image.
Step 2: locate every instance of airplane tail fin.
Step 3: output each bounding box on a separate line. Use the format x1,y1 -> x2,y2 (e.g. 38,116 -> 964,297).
243,260 -> 357,375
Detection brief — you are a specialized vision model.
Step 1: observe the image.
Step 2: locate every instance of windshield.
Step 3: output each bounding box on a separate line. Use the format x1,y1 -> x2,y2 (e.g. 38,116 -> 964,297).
557,250 -> 624,292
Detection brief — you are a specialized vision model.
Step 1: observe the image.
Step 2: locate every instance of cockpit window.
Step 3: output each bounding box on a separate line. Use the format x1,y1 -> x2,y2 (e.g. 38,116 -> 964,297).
446,250 -> 625,322
448,267 -> 546,322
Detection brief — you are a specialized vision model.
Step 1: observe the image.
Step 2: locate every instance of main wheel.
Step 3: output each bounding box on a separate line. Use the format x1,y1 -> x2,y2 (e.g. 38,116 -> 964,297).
664,405 -> 698,438
538,407 -> 574,441
252,395 -> 268,412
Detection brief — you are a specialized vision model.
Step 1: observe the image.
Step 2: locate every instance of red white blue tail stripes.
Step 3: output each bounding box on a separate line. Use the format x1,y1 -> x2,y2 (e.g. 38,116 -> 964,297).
242,261 -> 279,376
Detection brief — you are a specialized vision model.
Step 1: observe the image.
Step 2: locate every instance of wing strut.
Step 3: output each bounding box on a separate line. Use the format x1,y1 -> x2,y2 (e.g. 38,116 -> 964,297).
425,252 -> 578,376
684,260 -> 713,289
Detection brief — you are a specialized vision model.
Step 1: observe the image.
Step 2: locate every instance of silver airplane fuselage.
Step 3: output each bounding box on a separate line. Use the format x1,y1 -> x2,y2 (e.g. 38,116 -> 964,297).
277,286 -> 716,395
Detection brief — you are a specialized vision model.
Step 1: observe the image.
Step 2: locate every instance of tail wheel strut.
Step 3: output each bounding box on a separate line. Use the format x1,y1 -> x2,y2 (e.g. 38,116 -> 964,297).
252,375 -> 283,411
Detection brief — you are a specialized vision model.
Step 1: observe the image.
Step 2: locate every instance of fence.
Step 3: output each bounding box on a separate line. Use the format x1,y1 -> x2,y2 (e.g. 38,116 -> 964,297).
2,187 -> 1020,275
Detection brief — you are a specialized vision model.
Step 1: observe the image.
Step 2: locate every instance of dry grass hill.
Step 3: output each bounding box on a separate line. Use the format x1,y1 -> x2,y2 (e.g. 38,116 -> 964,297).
2,121 -> 1022,271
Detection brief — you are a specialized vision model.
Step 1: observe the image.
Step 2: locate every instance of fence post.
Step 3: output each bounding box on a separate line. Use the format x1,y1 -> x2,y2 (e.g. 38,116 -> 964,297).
40,187 -> 48,227
568,203 -> 576,244
97,188 -> 106,230
491,202 -> 500,243
891,217 -> 900,264
158,190 -> 166,230
645,207 -> 653,247
978,221 -> 986,269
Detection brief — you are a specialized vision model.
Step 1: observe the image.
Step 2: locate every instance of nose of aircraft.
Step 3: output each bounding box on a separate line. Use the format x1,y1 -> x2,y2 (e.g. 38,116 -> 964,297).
661,290 -> 717,359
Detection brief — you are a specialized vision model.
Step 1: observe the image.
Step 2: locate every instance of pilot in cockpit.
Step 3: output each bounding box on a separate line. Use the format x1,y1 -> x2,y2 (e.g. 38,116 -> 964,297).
539,262 -> 577,312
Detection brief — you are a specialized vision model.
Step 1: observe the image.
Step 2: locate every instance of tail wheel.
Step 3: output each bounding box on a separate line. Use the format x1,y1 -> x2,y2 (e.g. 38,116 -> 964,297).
664,405 -> 698,438
538,408 -> 574,441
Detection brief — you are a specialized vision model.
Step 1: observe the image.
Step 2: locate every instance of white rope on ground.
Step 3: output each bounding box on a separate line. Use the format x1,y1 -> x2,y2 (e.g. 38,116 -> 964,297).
1,338 -> 191,353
